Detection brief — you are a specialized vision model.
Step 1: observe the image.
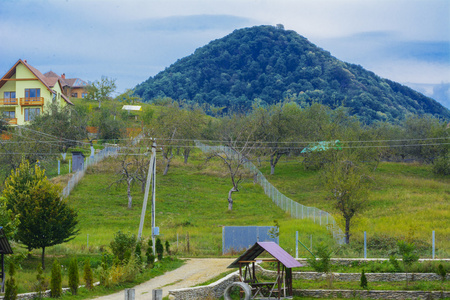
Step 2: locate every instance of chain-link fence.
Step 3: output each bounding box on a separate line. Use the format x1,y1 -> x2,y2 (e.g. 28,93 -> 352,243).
195,141 -> 346,245
62,146 -> 119,197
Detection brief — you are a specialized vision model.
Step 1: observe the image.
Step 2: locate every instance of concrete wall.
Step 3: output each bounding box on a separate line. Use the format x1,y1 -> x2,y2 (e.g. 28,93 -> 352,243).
169,271 -> 239,300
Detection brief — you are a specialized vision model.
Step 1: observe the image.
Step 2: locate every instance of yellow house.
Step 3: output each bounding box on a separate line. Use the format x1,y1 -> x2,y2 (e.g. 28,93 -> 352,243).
0,59 -> 74,126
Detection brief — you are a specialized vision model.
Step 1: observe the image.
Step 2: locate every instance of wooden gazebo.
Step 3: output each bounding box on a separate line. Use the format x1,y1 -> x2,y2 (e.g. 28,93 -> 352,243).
0,227 -> 13,293
227,242 -> 302,299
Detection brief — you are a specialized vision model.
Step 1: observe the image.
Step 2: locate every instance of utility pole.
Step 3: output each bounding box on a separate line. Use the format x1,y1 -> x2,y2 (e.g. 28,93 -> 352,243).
138,141 -> 156,244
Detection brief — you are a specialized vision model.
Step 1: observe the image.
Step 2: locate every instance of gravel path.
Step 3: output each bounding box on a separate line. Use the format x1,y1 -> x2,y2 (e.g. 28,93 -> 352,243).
92,258 -> 234,300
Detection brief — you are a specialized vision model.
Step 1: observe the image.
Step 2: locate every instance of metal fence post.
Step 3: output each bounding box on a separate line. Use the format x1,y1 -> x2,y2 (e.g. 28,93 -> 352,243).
432,230 -> 435,259
364,231 -> 367,259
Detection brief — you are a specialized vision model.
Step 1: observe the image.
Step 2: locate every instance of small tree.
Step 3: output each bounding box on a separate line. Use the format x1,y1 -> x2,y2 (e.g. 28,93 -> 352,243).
398,241 -> 419,287
437,264 -> 446,282
135,241 -> 142,261
307,243 -> 333,288
110,231 -> 136,263
165,241 -> 171,256
68,258 -> 79,295
85,76 -> 117,108
50,259 -> 62,298
83,259 -> 94,290
35,264 -> 47,299
156,238 -> 164,261
4,263 -> 17,300
360,269 -> 368,289
146,239 -> 155,266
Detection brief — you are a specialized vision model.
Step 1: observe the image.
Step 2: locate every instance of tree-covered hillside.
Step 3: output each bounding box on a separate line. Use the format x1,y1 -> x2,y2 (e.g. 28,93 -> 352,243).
134,25 -> 450,124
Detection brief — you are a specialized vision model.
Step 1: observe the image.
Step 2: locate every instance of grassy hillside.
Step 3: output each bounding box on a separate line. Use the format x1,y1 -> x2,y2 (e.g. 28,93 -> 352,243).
56,148 -> 449,260
63,150 -> 333,259
262,159 -> 450,257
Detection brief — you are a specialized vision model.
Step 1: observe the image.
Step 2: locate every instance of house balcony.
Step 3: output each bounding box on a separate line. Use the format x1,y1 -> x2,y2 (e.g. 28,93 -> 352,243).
20,97 -> 44,106
5,118 -> 17,125
0,98 -> 18,105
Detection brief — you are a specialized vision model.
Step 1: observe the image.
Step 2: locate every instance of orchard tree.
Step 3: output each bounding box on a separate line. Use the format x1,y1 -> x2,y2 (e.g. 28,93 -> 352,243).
85,76 -> 117,108
323,153 -> 372,244
2,160 -> 79,269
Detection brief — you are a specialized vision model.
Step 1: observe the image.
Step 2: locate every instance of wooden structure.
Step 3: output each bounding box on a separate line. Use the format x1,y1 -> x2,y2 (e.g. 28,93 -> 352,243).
228,242 -> 302,299
0,227 -> 13,293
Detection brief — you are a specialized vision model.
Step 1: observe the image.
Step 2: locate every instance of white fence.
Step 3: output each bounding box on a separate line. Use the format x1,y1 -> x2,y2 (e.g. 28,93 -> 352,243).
62,146 -> 119,198
195,141 -> 345,245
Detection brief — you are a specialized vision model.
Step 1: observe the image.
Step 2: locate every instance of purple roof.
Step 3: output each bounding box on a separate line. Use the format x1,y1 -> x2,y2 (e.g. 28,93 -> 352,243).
228,242 -> 302,269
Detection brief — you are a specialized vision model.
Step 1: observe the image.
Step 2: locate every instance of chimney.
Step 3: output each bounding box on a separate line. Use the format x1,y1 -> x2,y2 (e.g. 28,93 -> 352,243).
61,73 -> 66,79
24,60 -> 27,63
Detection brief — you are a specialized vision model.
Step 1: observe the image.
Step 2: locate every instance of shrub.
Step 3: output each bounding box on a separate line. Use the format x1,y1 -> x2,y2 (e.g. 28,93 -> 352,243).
360,269 -> 368,289
306,243 -> 332,273
437,264 -> 447,282
83,259 -> 94,289
156,238 -> 164,261
68,258 -> 79,295
389,255 -> 401,272
146,238 -> 155,266
432,155 -> 450,176
4,263 -> 17,300
35,265 -> 47,299
135,241 -> 142,261
99,252 -> 110,286
50,259 -> 62,298
110,231 -> 136,263
165,240 -> 171,255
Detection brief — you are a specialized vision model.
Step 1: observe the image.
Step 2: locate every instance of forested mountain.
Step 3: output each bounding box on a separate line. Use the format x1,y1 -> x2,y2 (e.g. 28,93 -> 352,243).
134,25 -> 450,124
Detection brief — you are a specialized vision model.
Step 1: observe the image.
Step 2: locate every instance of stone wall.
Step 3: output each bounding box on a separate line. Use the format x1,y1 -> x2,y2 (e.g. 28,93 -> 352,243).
169,272 -> 239,300
0,282 -> 99,300
294,289 -> 450,299
256,265 -> 450,282
297,258 -> 450,266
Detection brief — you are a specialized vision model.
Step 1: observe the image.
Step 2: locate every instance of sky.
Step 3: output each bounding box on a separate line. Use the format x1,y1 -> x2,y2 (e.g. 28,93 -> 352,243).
1,0 -> 449,108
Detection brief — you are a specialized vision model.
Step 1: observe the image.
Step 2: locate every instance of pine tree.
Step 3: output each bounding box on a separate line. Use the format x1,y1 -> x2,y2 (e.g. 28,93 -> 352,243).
165,240 -> 171,256
360,269 -> 368,289
50,259 -> 62,298
156,238 -> 164,261
83,259 -> 94,289
68,258 -> 79,295
36,265 -> 46,298
4,263 -> 17,300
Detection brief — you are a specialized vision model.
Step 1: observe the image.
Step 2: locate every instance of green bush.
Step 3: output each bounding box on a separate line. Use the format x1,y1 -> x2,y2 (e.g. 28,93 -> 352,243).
432,155 -> 450,176
306,243 -> 332,273
110,231 -> 136,263
35,265 -> 47,298
156,238 -> 164,261
165,240 -> 171,255
360,269 -> 368,289
83,259 -> 94,289
4,263 -> 17,300
68,258 -> 79,295
437,264 -> 447,282
50,259 -> 62,298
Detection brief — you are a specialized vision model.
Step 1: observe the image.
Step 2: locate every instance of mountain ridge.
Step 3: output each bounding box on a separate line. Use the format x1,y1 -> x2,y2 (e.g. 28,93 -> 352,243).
134,25 -> 450,123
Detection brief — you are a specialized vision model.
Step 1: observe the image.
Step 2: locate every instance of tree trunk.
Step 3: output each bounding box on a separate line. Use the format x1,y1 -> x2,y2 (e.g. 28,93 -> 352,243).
228,186 -> 238,211
270,155 -> 275,175
163,153 -> 173,176
127,177 -> 133,209
345,217 -> 351,244
41,246 -> 46,270
183,148 -> 191,164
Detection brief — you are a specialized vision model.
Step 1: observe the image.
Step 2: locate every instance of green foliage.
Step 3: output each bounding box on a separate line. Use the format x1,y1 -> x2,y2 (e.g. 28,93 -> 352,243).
50,259 -> 62,298
437,264 -> 446,282
432,154 -> 450,176
35,264 -> 47,299
360,269 -> 368,289
135,241 -> 142,261
110,231 -> 136,263
2,160 -> 79,269
389,256 -> 401,272
165,240 -> 171,256
4,263 -> 17,300
134,25 -> 450,124
155,238 -> 164,261
146,239 -> 155,266
83,259 -> 94,289
307,243 -> 332,273
0,196 -> 20,240
398,241 -> 419,269
99,252 -> 110,286
68,258 -> 79,295
85,76 -> 117,108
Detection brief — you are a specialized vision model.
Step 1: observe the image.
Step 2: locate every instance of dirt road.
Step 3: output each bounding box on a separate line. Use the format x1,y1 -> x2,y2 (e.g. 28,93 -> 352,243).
92,258 -> 234,300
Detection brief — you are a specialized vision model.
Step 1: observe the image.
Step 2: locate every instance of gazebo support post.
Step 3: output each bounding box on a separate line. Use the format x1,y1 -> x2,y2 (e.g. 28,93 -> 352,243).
1,253 -> 4,293
277,261 -> 281,300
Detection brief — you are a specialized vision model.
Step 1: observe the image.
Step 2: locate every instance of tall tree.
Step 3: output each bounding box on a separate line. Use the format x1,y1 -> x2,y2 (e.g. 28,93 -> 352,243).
85,76 -> 117,108
2,160 -> 79,269
323,153 -> 372,244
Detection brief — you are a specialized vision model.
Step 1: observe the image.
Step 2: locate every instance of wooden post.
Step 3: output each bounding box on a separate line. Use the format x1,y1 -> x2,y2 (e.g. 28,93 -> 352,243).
277,261 -> 281,300
1,253 -> 4,293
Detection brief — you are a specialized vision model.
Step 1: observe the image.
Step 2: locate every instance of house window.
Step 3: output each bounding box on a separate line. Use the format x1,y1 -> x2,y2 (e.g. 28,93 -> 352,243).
24,108 -> 40,121
52,93 -> 56,103
3,111 -> 15,118
81,93 -> 87,98
71,93 -> 78,98
25,88 -> 40,98
4,92 -> 16,99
